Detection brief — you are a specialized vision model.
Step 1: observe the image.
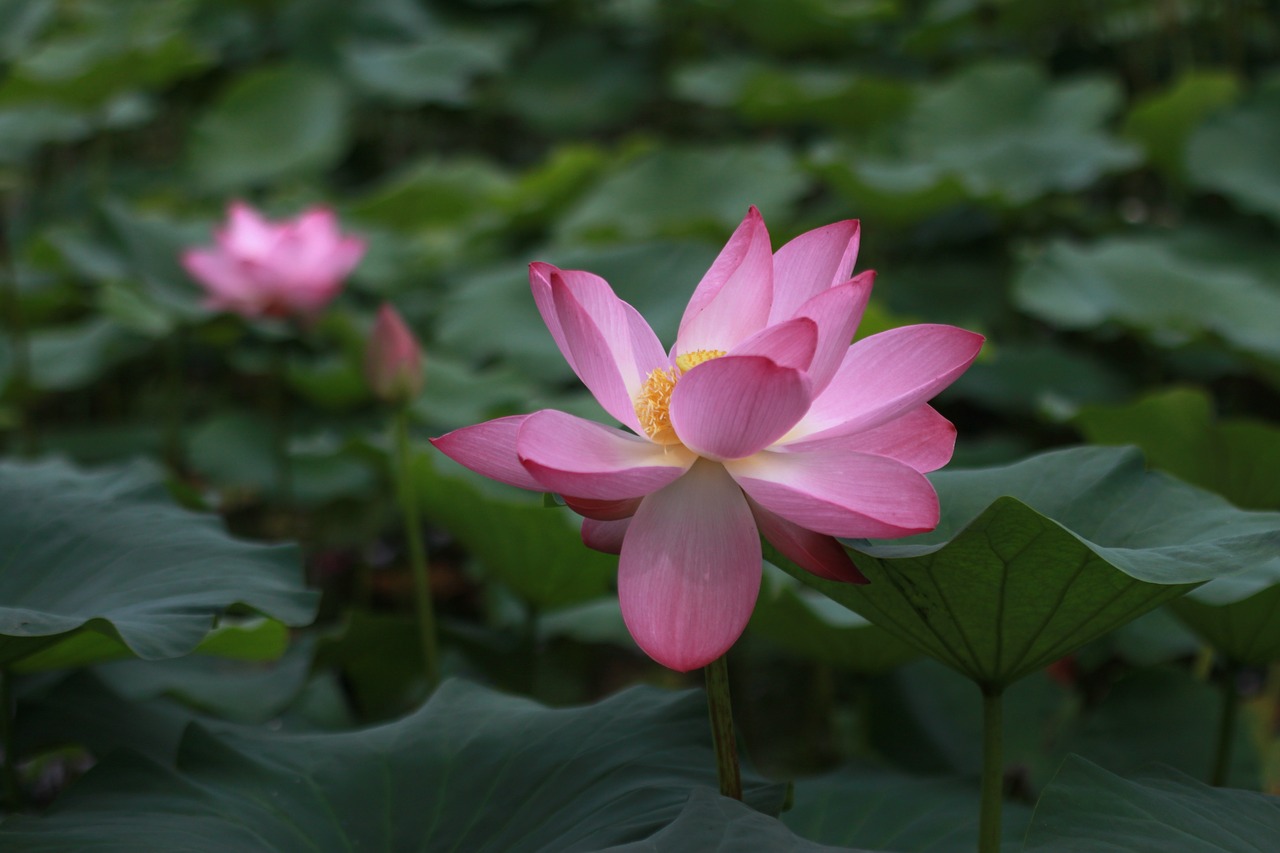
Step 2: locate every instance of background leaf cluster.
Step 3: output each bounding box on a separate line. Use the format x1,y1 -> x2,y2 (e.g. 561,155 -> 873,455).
2,0 -> 1280,849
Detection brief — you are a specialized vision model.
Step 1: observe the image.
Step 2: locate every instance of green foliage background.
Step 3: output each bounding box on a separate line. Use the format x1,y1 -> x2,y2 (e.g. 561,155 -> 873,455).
2,0 -> 1280,849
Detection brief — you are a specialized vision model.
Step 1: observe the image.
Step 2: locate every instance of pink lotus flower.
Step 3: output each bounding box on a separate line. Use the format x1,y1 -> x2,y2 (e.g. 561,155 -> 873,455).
182,202 -> 366,319
432,208 -> 983,671
365,303 -> 425,404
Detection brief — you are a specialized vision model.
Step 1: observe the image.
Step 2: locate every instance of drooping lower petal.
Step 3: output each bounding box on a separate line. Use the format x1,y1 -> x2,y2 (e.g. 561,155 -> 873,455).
747,496 -> 867,584
768,218 -> 861,323
618,460 -> 761,672
669,356 -> 812,461
783,324 -> 984,444
516,409 -> 694,500
582,517 -> 630,554
563,495 -> 642,521
784,405 -> 956,474
726,447 -> 939,538
429,415 -> 541,491
676,207 -> 774,355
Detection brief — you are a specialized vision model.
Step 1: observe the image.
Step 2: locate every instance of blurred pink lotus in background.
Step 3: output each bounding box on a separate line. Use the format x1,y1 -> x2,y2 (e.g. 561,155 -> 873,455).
433,207 -> 983,672
182,202 -> 366,319
366,302 -> 425,404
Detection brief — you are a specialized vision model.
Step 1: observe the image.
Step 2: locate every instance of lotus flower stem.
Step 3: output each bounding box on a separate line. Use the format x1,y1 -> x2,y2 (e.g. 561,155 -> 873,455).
0,668 -> 19,811
270,341 -> 293,512
1211,663 -> 1240,786
704,654 -> 742,799
0,198 -> 34,457
978,684 -> 1004,853
394,408 -> 440,688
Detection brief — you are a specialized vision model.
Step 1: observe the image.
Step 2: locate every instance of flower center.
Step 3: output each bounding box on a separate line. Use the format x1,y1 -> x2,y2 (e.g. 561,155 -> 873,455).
634,349 -> 725,444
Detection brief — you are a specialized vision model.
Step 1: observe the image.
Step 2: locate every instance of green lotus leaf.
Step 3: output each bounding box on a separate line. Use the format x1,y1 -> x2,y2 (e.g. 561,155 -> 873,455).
557,144 -> 810,242
1075,387 -> 1280,510
1013,231 -> 1280,364
784,762 -> 1032,853
749,562 -> 918,674
0,679 -> 791,851
775,446 -> 1280,689
1024,755 -> 1280,852
188,64 -> 350,191
1075,388 -> 1280,662
1187,76 -> 1280,224
0,458 -> 317,666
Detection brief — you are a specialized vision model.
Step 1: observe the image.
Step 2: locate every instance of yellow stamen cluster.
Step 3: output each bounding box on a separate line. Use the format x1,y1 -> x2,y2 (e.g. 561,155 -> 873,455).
675,349 -> 725,373
634,349 -> 726,444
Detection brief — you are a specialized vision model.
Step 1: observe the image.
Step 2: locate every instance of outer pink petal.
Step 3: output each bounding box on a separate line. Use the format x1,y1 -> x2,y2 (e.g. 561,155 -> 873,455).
327,236 -> 367,279
533,266 -> 666,432
768,219 -> 862,323
676,207 -> 774,355
429,415 -> 541,491
516,410 -> 694,500
727,317 -> 818,371
181,249 -> 261,309
784,324 -> 984,443
669,356 -> 812,461
218,202 -> 280,257
791,273 -> 875,396
747,497 -> 867,584
618,460 -> 761,672
726,448 -> 939,538
785,405 -> 956,474
293,207 -> 341,243
563,495 -> 642,521
582,517 -> 630,554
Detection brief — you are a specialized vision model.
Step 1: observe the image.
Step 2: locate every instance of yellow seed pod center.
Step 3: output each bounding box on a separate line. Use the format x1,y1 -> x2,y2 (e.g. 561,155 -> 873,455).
634,349 -> 726,444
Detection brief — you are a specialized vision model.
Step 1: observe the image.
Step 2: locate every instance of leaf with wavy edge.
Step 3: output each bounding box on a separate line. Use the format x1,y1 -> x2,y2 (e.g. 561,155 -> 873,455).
0,679 -> 793,851
0,458 -> 317,666
775,446 -> 1280,688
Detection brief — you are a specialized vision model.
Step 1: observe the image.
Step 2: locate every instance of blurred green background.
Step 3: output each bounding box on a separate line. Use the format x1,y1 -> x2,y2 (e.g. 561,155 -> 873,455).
2,0 -> 1279,806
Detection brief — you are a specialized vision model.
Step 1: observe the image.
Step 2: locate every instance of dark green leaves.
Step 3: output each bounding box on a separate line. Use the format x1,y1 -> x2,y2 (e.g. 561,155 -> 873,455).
0,458 -> 316,666
0,680 -> 788,851
1025,756 -> 1280,852
777,447 -> 1280,688
189,65 -> 350,190
1187,77 -> 1280,224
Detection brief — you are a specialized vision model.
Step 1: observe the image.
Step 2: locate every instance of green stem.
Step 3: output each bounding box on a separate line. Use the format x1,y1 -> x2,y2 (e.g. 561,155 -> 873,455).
270,341 -> 293,512
978,684 -> 1004,853
162,326 -> 186,473
704,654 -> 742,800
1,668 -> 20,812
0,193 -> 34,457
1211,663 -> 1240,787
394,408 -> 439,688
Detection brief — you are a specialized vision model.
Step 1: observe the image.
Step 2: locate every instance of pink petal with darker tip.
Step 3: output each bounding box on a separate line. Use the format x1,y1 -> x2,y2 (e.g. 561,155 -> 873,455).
784,405 -> 956,474
516,409 -> 694,500
563,495 -> 642,521
618,461 -> 761,672
669,356 -> 812,461
582,517 -> 630,554
747,497 -> 867,584
677,207 -> 774,355
769,219 -> 861,323
548,271 -> 666,434
789,273 -> 874,395
429,415 -> 541,491
728,317 -> 818,371
784,324 -> 984,444
726,447 -> 939,539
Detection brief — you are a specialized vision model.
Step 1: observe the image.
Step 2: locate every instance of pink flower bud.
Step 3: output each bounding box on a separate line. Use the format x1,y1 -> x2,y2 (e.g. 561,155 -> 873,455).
181,201 -> 366,319
365,303 -> 424,404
